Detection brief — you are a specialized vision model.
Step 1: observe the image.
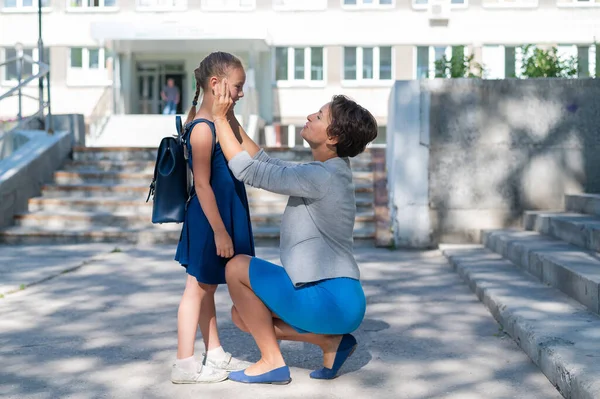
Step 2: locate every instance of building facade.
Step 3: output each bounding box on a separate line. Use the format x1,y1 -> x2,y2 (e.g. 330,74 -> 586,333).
1,0 -> 600,142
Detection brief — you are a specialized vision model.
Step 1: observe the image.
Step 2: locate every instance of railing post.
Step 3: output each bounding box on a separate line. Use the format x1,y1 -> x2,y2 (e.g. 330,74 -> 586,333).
46,72 -> 53,134
16,45 -> 23,121
37,0 -> 45,118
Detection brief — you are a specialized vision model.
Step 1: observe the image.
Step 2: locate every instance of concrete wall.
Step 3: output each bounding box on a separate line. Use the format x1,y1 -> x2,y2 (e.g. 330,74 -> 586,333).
0,114 -> 82,229
388,79 -> 600,247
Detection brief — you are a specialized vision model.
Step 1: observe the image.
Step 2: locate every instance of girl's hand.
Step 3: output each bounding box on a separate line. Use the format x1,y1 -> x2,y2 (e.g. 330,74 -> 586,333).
212,79 -> 233,121
214,229 -> 234,259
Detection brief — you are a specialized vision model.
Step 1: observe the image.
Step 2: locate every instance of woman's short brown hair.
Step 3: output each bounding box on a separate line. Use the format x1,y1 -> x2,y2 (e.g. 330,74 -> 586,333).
327,95 -> 378,158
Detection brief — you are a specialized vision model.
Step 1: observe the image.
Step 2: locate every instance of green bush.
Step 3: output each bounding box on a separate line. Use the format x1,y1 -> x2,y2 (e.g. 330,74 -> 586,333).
518,45 -> 577,78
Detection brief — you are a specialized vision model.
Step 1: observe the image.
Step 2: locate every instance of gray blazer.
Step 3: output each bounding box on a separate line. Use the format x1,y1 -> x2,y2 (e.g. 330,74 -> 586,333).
228,149 -> 360,286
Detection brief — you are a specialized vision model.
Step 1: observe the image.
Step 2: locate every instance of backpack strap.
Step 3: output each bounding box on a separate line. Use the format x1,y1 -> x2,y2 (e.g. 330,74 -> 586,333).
181,118 -> 217,206
183,118 -> 216,158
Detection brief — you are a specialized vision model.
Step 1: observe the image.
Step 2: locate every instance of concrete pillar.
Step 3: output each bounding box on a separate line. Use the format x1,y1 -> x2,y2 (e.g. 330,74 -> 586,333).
258,51 -> 273,124
120,52 -> 133,114
387,81 -> 433,248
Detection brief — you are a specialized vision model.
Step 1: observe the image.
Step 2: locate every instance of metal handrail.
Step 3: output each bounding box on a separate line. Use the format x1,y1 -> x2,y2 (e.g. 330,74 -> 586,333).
88,86 -> 113,140
0,47 -> 53,134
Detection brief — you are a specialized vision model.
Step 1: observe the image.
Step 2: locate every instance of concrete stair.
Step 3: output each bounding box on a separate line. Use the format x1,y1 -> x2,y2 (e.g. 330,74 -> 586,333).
0,147 -> 378,246
441,193 -> 600,399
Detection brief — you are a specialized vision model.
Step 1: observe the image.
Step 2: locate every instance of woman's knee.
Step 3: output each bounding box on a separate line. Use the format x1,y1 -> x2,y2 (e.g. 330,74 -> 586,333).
225,254 -> 252,282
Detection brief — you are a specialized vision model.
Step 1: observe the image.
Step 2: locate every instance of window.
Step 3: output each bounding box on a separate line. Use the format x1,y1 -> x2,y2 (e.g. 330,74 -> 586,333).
201,0 -> 255,10
342,0 -> 394,7
557,0 -> 600,6
70,47 -> 106,69
482,0 -> 538,8
67,0 -> 117,9
3,0 -> 51,9
68,47 -> 110,85
480,44 -> 596,79
273,0 -> 326,10
136,0 -> 186,10
415,45 -> 466,79
274,47 -> 324,84
412,0 -> 467,8
2,47 -> 49,83
343,46 -> 393,82
482,45 -> 505,79
590,45 -> 597,77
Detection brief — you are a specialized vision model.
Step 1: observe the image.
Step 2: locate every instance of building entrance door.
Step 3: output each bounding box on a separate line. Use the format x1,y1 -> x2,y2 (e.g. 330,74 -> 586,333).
136,62 -> 186,114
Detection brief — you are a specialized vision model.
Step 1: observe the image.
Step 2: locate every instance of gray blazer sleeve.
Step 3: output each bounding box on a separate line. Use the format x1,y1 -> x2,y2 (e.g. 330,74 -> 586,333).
253,149 -> 297,168
228,151 -> 331,199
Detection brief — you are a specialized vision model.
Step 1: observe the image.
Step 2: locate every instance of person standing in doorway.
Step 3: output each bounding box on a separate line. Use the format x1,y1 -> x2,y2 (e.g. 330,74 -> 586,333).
161,78 -> 180,115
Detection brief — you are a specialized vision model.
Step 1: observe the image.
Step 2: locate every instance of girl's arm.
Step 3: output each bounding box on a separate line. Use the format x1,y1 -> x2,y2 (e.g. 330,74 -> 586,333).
212,79 -> 331,199
189,122 -> 234,258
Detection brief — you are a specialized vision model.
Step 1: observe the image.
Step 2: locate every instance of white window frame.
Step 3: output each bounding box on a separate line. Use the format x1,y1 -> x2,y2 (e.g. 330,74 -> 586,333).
273,47 -> 327,88
273,0 -> 327,11
200,0 -> 255,11
67,47 -> 112,87
482,0 -> 538,9
1,0 -> 52,12
342,46 -> 394,87
557,0 -> 600,7
341,0 -> 395,9
66,0 -> 119,12
136,0 -> 187,11
412,0 -> 468,10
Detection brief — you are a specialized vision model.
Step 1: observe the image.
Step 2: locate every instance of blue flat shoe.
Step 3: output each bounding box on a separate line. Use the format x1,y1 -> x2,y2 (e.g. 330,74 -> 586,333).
228,365 -> 291,385
310,333 -> 357,380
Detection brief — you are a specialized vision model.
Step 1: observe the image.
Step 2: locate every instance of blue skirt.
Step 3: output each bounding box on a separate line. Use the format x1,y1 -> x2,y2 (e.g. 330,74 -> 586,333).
249,258 -> 366,335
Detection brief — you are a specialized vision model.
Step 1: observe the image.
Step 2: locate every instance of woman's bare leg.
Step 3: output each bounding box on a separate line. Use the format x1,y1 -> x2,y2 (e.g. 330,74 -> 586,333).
231,305 -> 343,368
225,255 -> 286,375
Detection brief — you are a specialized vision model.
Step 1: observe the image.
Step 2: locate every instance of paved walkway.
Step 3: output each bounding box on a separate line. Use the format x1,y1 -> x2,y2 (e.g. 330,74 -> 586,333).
0,244 -> 562,399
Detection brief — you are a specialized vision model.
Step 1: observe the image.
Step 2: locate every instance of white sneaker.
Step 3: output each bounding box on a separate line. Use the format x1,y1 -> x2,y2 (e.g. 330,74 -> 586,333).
171,362 -> 229,384
204,352 -> 253,372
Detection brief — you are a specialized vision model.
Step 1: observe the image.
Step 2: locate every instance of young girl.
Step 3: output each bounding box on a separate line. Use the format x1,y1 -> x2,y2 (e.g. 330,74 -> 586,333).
172,52 -> 256,384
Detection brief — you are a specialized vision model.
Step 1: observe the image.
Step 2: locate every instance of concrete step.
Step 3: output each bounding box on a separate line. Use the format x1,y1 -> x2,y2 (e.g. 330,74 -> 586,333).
28,197 -> 153,213
442,246 -> 600,399
13,210 -> 375,230
40,183 -> 373,201
483,228 -> 600,314
565,193 -> 600,217
0,225 -> 375,246
523,211 -> 600,252
53,169 -> 374,185
54,171 -> 153,185
63,160 -> 155,173
73,147 -> 157,162
41,183 -> 150,198
28,196 -> 374,214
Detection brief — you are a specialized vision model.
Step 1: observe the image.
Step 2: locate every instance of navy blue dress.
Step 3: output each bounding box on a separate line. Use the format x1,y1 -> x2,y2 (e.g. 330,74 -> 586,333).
175,119 -> 255,285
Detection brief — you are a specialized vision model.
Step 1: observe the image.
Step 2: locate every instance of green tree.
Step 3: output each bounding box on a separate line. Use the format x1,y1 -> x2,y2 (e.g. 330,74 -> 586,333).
434,46 -> 484,78
519,45 -> 577,78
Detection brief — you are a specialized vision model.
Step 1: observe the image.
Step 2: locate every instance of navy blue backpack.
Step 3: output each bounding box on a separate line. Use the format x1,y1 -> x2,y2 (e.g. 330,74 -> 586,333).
146,116 -> 191,224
